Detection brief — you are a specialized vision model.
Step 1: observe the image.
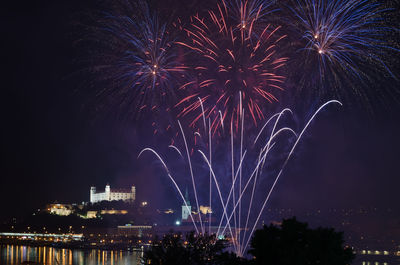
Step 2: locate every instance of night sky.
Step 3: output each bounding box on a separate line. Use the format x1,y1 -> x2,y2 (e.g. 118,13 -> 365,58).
2,0 -> 400,222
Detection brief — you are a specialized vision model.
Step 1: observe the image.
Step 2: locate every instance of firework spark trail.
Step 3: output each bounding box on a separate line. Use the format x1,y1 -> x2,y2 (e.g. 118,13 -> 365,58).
168,145 -> 183,157
240,142 -> 275,250
215,148 -> 248,233
198,150 -> 239,251
230,123 -> 238,249
238,105 -> 245,248
253,109 -> 293,146
137,148 -> 199,234
256,109 -> 296,173
209,118 -> 212,235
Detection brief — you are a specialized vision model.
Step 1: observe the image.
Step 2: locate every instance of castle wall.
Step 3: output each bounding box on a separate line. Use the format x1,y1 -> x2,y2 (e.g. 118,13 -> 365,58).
90,185 -> 135,203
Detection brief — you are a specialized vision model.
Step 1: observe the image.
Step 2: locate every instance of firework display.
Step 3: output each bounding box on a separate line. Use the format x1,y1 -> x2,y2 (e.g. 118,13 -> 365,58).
88,0 -> 398,257
140,99 -> 342,255
90,0 -> 397,119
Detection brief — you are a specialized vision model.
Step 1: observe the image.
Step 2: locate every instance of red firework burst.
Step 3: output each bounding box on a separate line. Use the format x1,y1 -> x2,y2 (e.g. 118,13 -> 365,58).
175,0 -> 288,134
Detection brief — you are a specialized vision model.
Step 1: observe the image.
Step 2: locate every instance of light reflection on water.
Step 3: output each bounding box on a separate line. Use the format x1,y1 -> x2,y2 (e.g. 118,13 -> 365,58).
354,257 -> 400,265
0,244 -> 141,265
2,244 -> 399,265
358,262 -> 400,265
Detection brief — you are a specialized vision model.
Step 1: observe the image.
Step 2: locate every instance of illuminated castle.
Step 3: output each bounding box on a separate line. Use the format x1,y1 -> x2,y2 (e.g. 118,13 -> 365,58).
90,184 -> 136,203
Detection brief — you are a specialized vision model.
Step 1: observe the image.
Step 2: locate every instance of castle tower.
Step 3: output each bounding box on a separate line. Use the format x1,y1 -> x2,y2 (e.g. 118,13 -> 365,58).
90,186 -> 96,203
182,188 -> 191,220
105,184 -> 111,201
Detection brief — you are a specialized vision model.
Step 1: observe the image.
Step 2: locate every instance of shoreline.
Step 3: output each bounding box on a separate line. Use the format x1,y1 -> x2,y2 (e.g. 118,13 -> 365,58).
0,239 -> 146,252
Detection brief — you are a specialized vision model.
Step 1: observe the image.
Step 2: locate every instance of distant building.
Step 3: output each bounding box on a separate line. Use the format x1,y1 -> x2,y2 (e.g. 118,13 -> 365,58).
86,211 -> 98,219
84,210 -> 128,219
199,206 -> 212,214
182,189 -> 191,221
181,189 -> 214,223
100,209 -> 128,215
90,184 -> 136,203
117,224 -> 153,238
47,204 -> 73,216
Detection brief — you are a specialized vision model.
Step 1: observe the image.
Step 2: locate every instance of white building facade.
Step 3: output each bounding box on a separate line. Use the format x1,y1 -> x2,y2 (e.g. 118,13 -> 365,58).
47,204 -> 73,216
181,189 -> 191,220
90,184 -> 136,203
182,204 -> 192,220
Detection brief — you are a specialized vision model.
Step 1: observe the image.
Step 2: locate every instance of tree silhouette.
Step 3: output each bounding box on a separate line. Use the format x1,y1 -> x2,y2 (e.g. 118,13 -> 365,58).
143,232 -> 246,265
248,217 -> 355,265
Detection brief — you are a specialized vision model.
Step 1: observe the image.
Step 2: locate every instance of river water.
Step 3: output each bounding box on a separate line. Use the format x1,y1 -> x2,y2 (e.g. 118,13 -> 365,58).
1,244 -> 399,265
0,244 -> 141,265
